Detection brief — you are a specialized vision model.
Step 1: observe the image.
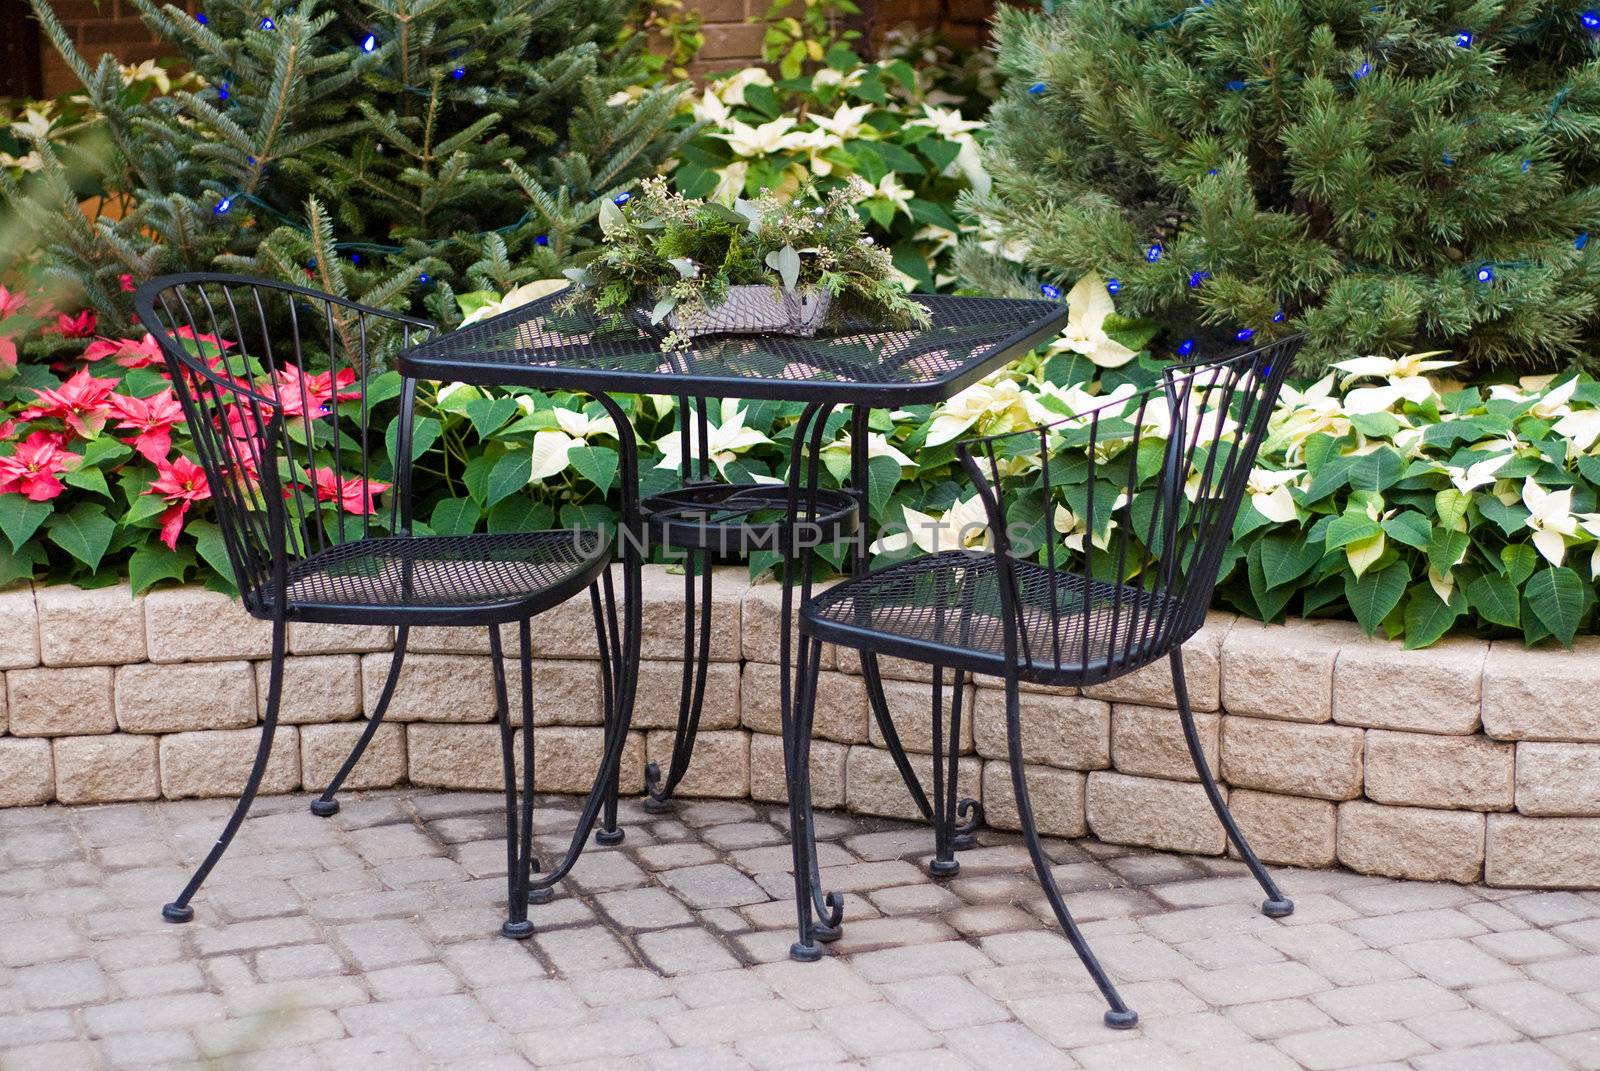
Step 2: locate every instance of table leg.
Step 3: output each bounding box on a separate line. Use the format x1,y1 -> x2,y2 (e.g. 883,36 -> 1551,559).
642,548 -> 713,813
783,402 -> 845,951
640,397 -> 715,815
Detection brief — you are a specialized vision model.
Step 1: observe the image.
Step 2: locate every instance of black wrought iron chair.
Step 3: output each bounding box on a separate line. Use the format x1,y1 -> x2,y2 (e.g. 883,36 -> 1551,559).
785,338 -> 1301,1028
135,274 -> 619,939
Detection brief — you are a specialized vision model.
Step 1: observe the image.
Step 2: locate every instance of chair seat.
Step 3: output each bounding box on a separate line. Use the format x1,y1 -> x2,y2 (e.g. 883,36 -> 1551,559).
802,551 -> 1186,686
259,530 -> 611,626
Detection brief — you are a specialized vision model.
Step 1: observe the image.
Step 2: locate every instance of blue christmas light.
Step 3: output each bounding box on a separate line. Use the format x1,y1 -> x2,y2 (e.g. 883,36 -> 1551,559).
1176,339 -> 1195,357
1207,168 -> 1218,176
1040,283 -> 1061,300
218,82 -> 230,102
1476,265 -> 1494,283
1106,278 -> 1121,293
418,273 -> 429,284
1188,271 -> 1206,288
1146,243 -> 1163,262
308,257 -> 317,269
452,66 -> 466,80
1583,10 -> 1600,31
1442,152 -> 1454,166
1225,79 -> 1246,91
1354,62 -> 1371,80
1028,82 -> 1047,95
613,192 -> 632,206
1454,30 -> 1473,47
536,234 -> 549,246
350,253 -> 361,264
1235,328 -> 1255,342
1577,232 -> 1590,250
1522,159 -> 1532,173
214,197 -> 233,215
1272,311 -> 1286,324
196,11 -> 207,23
259,15 -> 275,30
361,34 -> 377,52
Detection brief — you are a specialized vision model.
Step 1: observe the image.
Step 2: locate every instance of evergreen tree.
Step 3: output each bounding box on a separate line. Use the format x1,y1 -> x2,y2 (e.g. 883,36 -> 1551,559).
960,0 -> 1600,372
4,0 -> 696,332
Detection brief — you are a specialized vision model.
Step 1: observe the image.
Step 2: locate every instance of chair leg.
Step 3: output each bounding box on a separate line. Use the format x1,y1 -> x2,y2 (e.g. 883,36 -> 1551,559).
311,625 -> 409,818
643,552 -> 713,814
516,618 -> 549,906
492,625 -> 535,939
1004,676 -> 1137,1029
928,668 -> 983,873
163,617 -> 288,923
1171,650 -> 1294,918
593,581 -> 625,845
929,665 -> 959,877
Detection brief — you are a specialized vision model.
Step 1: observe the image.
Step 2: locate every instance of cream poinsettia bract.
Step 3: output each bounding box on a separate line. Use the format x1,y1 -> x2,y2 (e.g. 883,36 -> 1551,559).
460,279 -> 569,327
821,431 -> 914,471
1521,477 -> 1579,566
1330,351 -> 1457,415
1246,468 -> 1304,523
870,495 -> 991,555
1045,273 -> 1138,369
654,400 -> 774,478
924,376 -> 1032,447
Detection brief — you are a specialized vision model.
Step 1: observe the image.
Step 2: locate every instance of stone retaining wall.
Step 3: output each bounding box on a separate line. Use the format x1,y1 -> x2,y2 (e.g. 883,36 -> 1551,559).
0,572 -> 1597,890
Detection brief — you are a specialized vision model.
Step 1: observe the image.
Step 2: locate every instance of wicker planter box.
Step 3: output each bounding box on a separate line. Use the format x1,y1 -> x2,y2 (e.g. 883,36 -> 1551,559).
655,285 -> 832,338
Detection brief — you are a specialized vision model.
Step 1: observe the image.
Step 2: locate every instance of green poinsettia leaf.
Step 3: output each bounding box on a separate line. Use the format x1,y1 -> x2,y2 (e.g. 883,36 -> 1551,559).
1525,566 -> 1588,648
45,502 -> 116,573
1344,560 -> 1409,635
0,495 -> 53,554
128,543 -> 194,595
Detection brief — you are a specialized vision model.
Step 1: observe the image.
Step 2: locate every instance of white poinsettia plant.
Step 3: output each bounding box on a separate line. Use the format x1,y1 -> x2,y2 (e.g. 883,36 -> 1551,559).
431,273 -> 1600,649
670,52 -> 990,293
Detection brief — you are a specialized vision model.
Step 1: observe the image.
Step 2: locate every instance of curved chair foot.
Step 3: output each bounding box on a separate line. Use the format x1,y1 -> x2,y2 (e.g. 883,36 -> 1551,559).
528,887 -> 555,905
594,829 -> 625,846
641,796 -> 674,815
928,858 -> 961,878
309,798 -> 340,818
1263,898 -> 1295,918
790,941 -> 823,962
161,902 -> 194,924
811,921 -> 842,943
501,920 -> 534,940
1103,1009 -> 1139,1030
951,832 -> 976,851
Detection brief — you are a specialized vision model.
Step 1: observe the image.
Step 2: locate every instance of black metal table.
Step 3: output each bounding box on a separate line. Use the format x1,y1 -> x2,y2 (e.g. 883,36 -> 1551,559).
398,291 -> 1070,910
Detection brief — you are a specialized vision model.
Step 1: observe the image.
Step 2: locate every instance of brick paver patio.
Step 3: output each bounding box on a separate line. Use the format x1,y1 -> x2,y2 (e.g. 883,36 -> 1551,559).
2,790 -> 1598,1070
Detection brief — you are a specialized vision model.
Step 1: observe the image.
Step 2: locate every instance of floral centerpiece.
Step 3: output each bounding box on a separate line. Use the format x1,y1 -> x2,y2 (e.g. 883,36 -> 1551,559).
562,178 -> 930,351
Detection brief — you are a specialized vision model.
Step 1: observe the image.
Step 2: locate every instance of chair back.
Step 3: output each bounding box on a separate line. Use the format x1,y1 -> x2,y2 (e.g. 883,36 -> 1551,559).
955,337 -> 1299,684
134,273 -> 434,614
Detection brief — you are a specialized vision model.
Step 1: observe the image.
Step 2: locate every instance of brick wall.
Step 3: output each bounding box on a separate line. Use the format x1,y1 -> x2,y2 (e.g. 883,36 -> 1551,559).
38,1 -> 197,96
692,0 -> 994,76
32,0 -> 994,96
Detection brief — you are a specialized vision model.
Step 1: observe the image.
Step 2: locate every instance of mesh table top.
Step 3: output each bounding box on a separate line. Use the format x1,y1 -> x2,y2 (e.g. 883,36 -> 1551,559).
398,292 -> 1069,405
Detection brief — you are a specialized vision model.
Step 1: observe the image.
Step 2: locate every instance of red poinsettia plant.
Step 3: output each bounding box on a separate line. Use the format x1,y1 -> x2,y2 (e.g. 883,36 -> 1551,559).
0,284 -> 397,593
